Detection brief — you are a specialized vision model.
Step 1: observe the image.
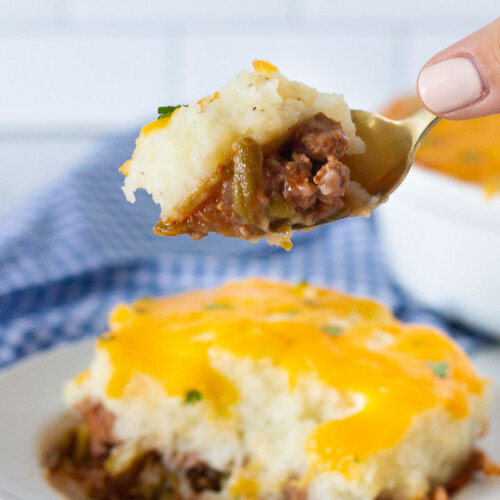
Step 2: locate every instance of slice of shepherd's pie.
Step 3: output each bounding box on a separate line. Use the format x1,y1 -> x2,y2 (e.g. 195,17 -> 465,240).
120,61 -> 377,249
44,279 -> 498,500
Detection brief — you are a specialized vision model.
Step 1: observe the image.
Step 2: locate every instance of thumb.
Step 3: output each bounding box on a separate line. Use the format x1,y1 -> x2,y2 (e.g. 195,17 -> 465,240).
417,17 -> 500,120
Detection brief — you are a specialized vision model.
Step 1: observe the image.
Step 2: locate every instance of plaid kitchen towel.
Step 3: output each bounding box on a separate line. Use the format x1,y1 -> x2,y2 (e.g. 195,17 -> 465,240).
0,131 -> 495,368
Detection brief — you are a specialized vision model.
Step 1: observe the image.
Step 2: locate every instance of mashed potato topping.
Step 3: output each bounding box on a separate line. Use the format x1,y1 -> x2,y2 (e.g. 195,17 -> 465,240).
121,62 -> 368,247
60,279 -> 490,500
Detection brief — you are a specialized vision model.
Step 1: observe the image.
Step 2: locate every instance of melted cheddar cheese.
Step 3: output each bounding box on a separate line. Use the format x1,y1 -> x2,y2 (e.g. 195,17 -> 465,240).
94,279 -> 485,474
253,60 -> 279,74
383,95 -> 500,194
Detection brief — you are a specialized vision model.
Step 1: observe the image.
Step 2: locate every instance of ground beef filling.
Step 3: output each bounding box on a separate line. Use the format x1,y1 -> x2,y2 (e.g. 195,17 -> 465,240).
45,402 -> 500,500
45,401 -> 226,500
154,112 -> 351,240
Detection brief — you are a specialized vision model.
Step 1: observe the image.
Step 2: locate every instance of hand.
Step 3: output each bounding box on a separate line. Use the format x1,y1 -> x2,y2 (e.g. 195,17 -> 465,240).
417,18 -> 500,120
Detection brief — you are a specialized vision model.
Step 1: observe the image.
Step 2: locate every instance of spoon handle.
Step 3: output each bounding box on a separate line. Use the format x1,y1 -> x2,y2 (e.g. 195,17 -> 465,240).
403,108 -> 441,148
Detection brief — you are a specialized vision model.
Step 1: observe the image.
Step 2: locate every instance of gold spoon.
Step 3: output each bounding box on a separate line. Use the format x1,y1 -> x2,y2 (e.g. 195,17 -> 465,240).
293,107 -> 440,229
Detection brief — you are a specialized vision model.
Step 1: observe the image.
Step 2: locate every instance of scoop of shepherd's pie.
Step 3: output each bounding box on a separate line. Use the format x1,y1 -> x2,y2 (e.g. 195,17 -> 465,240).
121,61 -> 375,249
45,279 -> 496,500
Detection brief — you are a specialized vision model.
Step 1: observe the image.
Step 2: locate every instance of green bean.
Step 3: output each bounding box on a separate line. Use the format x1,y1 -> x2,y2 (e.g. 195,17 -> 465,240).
72,424 -> 90,463
232,137 -> 263,225
46,429 -> 75,470
158,489 -> 177,500
268,192 -> 295,219
137,483 -> 159,499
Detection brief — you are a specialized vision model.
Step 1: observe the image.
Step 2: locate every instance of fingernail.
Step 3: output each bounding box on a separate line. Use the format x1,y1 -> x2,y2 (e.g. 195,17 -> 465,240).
418,57 -> 488,114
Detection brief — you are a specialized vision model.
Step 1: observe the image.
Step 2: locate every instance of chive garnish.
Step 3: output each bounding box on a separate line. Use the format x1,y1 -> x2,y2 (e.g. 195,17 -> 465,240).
322,325 -> 343,336
205,303 -> 231,310
295,280 -> 308,288
427,361 -> 449,378
99,334 -> 115,342
185,390 -> 202,404
303,299 -> 318,306
158,105 -> 186,119
461,150 -> 480,163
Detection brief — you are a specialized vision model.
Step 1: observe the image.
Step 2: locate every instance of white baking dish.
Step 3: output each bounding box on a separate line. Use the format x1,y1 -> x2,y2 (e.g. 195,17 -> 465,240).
376,164 -> 500,336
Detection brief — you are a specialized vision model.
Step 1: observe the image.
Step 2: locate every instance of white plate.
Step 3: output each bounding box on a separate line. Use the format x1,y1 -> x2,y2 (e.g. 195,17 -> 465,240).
0,340 -> 93,500
1,340 -> 500,499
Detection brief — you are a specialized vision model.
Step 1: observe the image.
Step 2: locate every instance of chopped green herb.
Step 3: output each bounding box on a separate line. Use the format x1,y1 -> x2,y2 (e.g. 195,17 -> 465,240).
353,455 -> 360,463
322,325 -> 343,336
287,309 -> 299,316
185,390 -> 202,404
134,307 -> 148,314
99,334 -> 115,342
205,303 -> 232,311
427,361 -> 449,379
294,280 -> 308,288
158,105 -> 186,119
460,150 -> 481,164
303,299 -> 318,306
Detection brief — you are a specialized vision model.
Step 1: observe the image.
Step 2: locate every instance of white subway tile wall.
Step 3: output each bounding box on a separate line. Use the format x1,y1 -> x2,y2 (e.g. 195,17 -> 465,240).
72,0 -> 293,20
0,0 -> 59,19
0,1 -> 495,212
302,0 -> 498,18
0,37 -> 174,131
185,34 -> 395,110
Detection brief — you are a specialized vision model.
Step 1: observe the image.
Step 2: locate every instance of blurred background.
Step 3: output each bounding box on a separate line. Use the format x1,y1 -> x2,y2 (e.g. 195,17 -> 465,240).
0,1 -> 499,370
0,0 -> 497,214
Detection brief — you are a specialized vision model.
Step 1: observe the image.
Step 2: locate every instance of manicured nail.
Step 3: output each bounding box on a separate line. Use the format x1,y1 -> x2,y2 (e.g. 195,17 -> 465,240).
418,57 -> 487,114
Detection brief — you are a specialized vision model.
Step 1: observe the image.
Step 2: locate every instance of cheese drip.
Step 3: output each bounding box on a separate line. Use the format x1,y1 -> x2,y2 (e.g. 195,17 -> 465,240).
94,279 -> 485,474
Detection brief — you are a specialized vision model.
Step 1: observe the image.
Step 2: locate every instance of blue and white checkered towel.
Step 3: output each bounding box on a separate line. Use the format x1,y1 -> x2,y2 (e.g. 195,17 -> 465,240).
0,132 -> 494,368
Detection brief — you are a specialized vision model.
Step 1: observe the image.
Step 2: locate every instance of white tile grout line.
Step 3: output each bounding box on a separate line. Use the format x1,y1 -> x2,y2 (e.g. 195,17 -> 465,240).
0,127 -> 134,140
389,19 -> 414,94
0,14 -> 492,38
